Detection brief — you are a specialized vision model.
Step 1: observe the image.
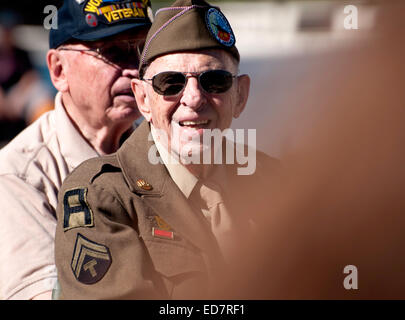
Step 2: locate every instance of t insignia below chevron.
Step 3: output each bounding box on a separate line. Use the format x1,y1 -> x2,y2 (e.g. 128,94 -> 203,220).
71,233 -> 112,284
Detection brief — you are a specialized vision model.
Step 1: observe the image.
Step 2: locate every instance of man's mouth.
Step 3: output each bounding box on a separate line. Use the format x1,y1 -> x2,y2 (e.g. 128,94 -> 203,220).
178,120 -> 210,127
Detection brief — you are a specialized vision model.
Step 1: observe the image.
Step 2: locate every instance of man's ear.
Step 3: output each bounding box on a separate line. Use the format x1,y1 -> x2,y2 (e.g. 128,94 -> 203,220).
233,74 -> 250,119
131,78 -> 152,122
47,49 -> 69,93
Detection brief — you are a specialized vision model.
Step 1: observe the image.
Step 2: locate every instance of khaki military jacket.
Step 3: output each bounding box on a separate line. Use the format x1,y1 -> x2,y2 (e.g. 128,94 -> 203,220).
55,121 -> 279,299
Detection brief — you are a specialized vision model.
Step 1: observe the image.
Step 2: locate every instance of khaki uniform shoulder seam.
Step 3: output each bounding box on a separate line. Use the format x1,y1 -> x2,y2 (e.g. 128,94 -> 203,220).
61,154 -> 122,189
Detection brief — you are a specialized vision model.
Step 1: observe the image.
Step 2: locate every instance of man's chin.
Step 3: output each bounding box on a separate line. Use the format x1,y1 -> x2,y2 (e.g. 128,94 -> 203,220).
114,94 -> 137,104
109,105 -> 140,123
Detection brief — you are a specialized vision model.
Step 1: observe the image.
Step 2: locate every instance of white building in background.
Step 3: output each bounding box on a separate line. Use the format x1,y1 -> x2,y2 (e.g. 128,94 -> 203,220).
220,1 -> 377,59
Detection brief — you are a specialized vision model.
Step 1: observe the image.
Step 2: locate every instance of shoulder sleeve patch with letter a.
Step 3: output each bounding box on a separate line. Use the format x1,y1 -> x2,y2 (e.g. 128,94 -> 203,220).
71,233 -> 112,285
63,188 -> 94,231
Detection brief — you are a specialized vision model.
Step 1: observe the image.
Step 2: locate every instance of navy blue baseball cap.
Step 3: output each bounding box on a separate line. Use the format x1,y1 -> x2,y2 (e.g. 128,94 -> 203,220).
49,0 -> 153,49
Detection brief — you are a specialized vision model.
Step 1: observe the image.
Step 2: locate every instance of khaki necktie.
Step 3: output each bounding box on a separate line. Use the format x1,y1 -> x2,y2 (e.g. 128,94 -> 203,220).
190,180 -> 235,255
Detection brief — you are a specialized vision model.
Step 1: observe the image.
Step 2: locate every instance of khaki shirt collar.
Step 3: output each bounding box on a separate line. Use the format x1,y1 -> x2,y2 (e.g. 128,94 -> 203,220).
55,92 -> 99,170
151,124 -> 198,199
150,125 -> 231,198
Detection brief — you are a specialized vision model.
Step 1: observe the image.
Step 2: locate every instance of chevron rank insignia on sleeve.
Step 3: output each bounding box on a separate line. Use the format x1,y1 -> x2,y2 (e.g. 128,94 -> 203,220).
71,233 -> 112,285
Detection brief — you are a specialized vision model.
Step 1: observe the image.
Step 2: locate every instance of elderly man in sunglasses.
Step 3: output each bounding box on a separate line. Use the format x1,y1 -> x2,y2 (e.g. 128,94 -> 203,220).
54,0 -> 279,299
0,0 -> 152,300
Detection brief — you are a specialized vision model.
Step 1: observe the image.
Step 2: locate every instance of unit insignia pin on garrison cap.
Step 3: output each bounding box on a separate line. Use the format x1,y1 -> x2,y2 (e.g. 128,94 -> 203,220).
205,7 -> 235,47
136,179 -> 153,190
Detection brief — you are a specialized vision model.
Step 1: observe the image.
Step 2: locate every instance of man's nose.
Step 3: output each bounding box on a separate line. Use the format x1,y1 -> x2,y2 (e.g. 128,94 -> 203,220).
180,76 -> 206,111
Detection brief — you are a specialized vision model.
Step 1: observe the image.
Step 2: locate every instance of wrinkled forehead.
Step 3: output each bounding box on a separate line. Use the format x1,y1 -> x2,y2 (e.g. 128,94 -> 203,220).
146,49 -> 238,75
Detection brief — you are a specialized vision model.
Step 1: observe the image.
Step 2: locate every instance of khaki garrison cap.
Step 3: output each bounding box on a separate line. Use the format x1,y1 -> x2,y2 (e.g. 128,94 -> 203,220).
139,0 -> 240,77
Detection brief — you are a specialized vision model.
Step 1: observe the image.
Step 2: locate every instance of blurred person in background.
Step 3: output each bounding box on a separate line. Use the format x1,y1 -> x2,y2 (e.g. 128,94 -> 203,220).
211,0 -> 405,300
0,10 -> 54,147
0,0 -> 152,300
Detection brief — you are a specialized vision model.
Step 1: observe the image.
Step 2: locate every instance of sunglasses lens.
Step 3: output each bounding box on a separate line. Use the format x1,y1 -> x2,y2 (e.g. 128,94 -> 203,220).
153,72 -> 186,96
149,70 -> 234,96
200,70 -> 233,93
99,41 -> 144,66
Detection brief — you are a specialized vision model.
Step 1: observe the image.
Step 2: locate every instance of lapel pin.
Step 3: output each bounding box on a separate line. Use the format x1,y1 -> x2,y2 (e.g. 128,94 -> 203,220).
136,179 -> 153,191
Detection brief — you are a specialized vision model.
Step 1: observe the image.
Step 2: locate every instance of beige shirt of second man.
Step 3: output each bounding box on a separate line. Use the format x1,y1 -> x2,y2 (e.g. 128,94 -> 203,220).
0,92 -> 99,299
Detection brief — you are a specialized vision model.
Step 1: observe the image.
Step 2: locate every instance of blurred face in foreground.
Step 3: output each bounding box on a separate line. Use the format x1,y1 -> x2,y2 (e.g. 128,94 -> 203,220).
132,49 -> 250,163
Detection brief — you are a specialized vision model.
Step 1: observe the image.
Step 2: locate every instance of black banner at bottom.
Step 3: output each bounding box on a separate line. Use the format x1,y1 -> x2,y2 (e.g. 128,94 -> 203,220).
1,300 -> 401,318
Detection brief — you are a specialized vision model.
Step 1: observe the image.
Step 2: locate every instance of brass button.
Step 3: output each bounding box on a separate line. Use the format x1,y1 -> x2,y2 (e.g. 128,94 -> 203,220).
136,179 -> 153,191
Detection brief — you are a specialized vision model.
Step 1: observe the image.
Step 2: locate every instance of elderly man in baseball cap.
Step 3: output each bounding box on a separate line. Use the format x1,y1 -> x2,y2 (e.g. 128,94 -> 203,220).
0,0 -> 152,300
54,0 -> 279,299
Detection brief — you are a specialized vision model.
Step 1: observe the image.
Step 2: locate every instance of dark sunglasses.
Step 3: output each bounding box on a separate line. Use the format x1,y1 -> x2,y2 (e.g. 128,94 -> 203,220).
58,40 -> 145,66
142,70 -> 237,96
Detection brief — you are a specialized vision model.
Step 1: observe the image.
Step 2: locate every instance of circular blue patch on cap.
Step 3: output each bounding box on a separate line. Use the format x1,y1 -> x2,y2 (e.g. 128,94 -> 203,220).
205,8 -> 235,47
